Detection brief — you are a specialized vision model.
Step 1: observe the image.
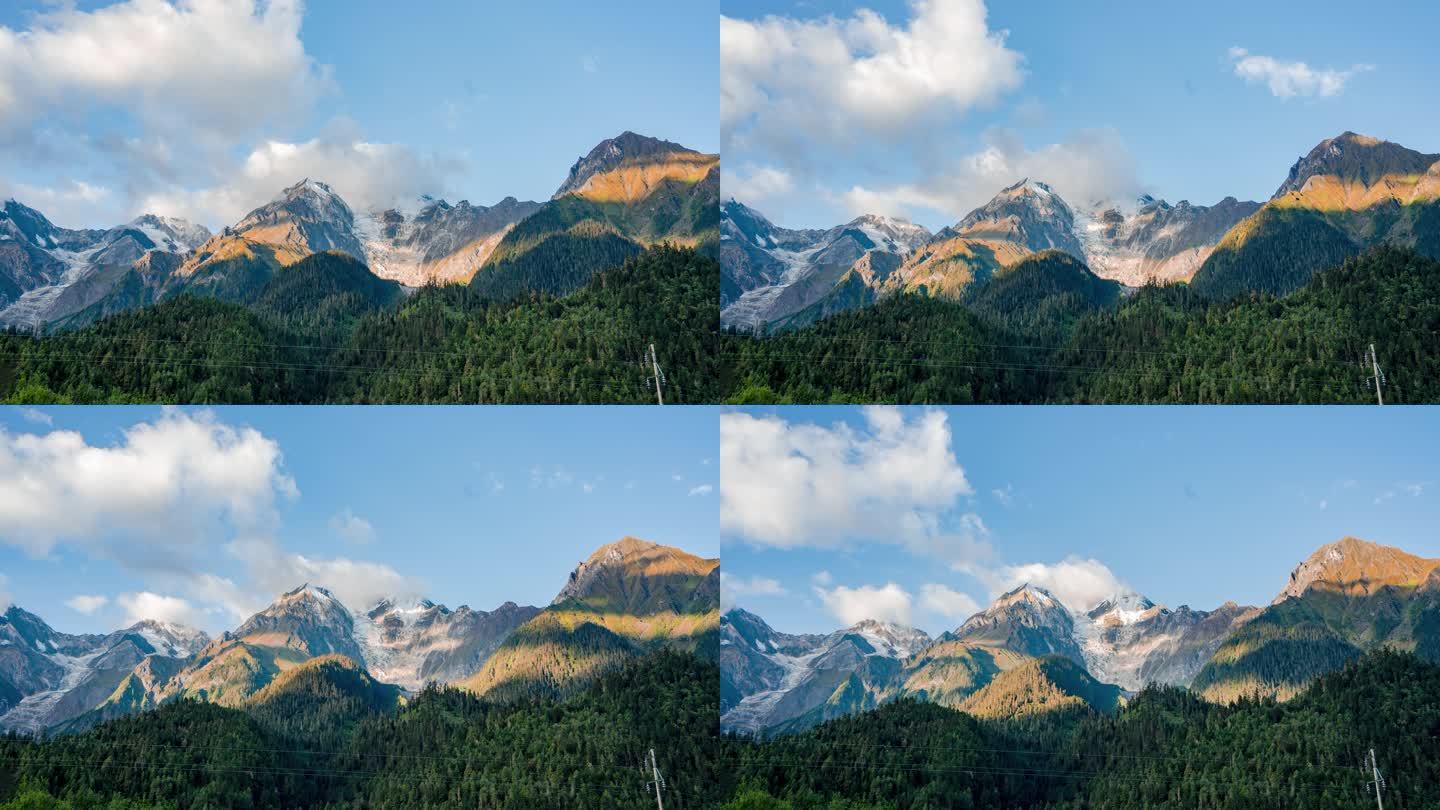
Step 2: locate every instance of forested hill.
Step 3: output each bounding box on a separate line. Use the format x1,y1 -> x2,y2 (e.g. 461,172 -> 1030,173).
0,650 -> 721,810
721,246 -> 1440,404
717,650 -> 1440,809
0,246 -> 718,404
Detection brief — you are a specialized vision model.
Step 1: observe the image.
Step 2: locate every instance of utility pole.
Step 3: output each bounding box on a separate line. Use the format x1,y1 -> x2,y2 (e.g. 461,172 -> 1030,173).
646,343 -> 665,405
1366,747 -> 1386,810
1366,343 -> 1386,405
645,747 -> 666,810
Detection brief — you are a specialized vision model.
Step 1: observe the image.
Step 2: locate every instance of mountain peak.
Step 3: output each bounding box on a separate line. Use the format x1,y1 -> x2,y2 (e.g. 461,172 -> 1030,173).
1274,133 -> 1440,199
1276,537 -> 1440,602
552,132 -> 708,200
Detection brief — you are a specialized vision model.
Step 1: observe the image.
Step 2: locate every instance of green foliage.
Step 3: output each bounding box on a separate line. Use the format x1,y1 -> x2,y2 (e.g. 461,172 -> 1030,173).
1189,207 -> 1360,300
0,651 -> 720,810
721,650 -> 1440,809
0,246 -> 718,404
723,246 -> 1440,404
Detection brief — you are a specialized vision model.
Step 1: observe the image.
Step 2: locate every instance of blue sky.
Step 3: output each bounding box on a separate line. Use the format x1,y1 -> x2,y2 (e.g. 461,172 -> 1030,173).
722,0 -> 1440,230
0,406 -> 717,634
0,0 -> 717,229
721,406 -> 1440,635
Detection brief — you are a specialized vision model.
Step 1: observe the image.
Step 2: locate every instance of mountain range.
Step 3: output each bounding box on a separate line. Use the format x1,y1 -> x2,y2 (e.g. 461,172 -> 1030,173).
722,131 -> 1440,330
0,132 -> 719,330
721,536 -> 1440,735
0,537 -> 718,735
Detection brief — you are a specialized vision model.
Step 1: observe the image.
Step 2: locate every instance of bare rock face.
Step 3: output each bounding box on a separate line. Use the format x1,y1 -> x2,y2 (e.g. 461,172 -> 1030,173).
1276,536 -> 1440,602
355,196 -> 541,285
0,201 -> 209,327
353,598 -> 540,690
1273,131 -> 1440,199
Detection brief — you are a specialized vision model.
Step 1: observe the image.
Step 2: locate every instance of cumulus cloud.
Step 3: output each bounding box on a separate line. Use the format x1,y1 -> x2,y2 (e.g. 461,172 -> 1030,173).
814,582 -> 913,627
0,0 -> 330,143
839,128 -> 1142,223
0,410 -> 419,629
721,407 -> 989,564
1228,47 -> 1372,99
328,509 -> 375,545
117,591 -> 203,627
722,0 -> 1022,150
65,594 -> 109,614
722,164 -> 795,205
919,583 -> 981,622
0,408 -> 297,556
137,127 -> 469,226
721,572 -> 788,611
985,557 -> 1126,614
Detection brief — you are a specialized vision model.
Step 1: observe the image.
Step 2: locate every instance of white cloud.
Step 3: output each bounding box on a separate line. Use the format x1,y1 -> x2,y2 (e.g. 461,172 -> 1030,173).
839,128 -> 1141,222
0,408 -> 297,556
722,164 -> 795,204
1228,47 -> 1371,99
919,583 -> 980,622
721,407 -> 988,564
986,557 -> 1126,614
812,570 -> 833,586
224,534 -> 421,618
0,0 -> 330,143
722,0 -> 1023,149
116,591 -> 202,628
991,484 -> 1014,507
18,408 -> 53,426
65,594 -> 109,614
1404,483 -> 1425,497
721,572 -> 788,611
688,484 -> 714,497
814,582 -> 913,627
138,129 -> 468,226
0,573 -> 9,611
328,508 -> 375,545
0,410 -> 418,630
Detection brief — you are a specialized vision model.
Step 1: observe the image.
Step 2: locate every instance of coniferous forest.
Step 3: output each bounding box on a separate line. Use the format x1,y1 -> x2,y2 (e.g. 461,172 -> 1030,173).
720,247 -> 1440,405
716,650 -> 1440,809
0,246 -> 717,405
0,651 -> 721,810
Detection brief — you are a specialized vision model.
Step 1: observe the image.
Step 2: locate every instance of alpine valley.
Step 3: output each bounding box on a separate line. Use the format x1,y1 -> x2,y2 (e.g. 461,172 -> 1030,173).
720,132 -> 1440,405
0,538 -> 724,809
718,537 -> 1440,808
0,132 -> 720,404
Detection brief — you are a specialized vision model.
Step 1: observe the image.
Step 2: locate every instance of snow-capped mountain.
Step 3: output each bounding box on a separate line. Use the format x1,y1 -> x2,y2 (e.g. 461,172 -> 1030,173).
4,538 -> 711,734
1073,194 -> 1261,285
943,178 -> 1085,257
352,597 -> 540,690
723,582 -> 1268,733
0,201 -> 211,328
354,196 -> 542,286
721,179 -> 1260,328
720,200 -> 931,329
0,606 -> 208,733
720,609 -> 931,734
953,584 -> 1084,663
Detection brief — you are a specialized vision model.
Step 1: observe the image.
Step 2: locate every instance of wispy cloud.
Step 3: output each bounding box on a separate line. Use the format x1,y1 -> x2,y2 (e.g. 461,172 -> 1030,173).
1228,47 -> 1372,99
688,484 -> 714,497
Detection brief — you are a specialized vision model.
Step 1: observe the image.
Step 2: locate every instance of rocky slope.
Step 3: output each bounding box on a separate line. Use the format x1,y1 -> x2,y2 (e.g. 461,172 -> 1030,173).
354,196 -> 542,285
459,537 -> 719,700
0,608 -> 208,733
0,201 -> 210,328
